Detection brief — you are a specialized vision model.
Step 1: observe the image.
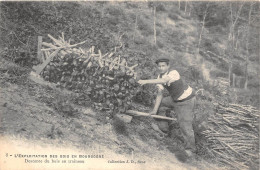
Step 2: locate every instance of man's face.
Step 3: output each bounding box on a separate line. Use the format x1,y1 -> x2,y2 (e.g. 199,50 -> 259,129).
157,62 -> 169,74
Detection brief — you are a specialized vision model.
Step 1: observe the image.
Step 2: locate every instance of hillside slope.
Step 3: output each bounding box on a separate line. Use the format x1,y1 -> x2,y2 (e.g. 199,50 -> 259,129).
0,58 -> 217,170
1,1 -> 258,107
0,1 -> 259,170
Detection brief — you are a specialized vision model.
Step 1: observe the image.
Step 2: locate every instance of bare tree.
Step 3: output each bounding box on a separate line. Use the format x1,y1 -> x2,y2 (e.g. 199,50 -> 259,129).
244,2 -> 253,89
228,2 -> 244,48
188,2 -> 193,16
133,5 -> 140,41
184,1 -> 188,14
153,6 -> 156,45
133,12 -> 138,41
227,2 -> 244,86
198,3 -> 209,52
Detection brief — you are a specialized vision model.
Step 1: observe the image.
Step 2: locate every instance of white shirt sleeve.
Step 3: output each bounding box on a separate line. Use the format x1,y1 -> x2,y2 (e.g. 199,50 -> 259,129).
165,70 -> 180,85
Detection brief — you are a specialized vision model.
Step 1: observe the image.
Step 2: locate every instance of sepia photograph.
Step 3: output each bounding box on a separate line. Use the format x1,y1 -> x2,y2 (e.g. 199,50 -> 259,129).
0,0 -> 259,169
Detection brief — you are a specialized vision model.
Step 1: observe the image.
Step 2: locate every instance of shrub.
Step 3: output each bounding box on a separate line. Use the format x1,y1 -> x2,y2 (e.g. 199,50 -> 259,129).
248,76 -> 260,89
113,117 -> 128,135
134,36 -> 146,45
138,18 -> 153,36
168,13 -> 179,20
1,2 -> 120,69
124,2 -> 138,9
156,4 -> 166,12
216,60 -> 229,71
156,22 -> 162,27
232,63 -> 244,76
233,89 -> 260,108
210,70 -> 228,78
105,5 -> 124,17
169,5 -> 182,15
249,54 -> 260,62
0,57 -> 30,75
0,58 -> 30,84
157,40 -> 164,49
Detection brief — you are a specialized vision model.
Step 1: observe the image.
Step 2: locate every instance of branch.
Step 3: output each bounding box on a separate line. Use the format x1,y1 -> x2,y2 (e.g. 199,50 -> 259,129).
41,40 -> 87,51
114,32 -> 125,53
10,31 -> 27,46
100,57 -> 138,74
0,25 -> 8,31
198,2 -> 209,50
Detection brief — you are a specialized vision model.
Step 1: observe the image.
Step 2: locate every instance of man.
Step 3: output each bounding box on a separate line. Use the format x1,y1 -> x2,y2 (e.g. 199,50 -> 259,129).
138,57 -> 196,158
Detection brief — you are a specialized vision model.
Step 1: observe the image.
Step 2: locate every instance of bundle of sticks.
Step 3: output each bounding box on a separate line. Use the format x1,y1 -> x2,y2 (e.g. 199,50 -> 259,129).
202,103 -> 259,169
35,33 -> 139,114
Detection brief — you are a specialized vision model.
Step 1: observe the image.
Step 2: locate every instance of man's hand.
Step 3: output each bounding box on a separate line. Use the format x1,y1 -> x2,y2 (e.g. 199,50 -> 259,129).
138,80 -> 147,86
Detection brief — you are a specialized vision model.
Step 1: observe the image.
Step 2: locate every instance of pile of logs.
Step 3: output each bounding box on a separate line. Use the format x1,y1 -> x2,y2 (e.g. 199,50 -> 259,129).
36,34 -> 139,115
202,103 -> 259,169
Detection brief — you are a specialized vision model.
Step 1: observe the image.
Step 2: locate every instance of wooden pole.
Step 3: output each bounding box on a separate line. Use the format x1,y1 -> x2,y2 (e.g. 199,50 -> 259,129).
126,110 -> 176,121
35,49 -> 60,74
37,36 -> 43,62
232,73 -> 236,87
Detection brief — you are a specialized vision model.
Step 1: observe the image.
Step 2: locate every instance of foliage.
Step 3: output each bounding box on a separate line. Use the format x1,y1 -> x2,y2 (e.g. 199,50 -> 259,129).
0,1 -> 259,107
137,17 -> 154,36
234,89 -> 260,107
0,57 -> 30,85
168,13 -> 179,21
192,2 -> 230,28
0,2 -> 116,66
210,70 -> 228,79
232,62 -> 245,76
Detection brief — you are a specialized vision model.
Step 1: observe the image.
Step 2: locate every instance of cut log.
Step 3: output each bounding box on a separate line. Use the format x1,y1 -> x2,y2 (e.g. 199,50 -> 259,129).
115,114 -> 133,123
37,36 -> 43,62
41,40 -> 87,51
34,48 -> 60,74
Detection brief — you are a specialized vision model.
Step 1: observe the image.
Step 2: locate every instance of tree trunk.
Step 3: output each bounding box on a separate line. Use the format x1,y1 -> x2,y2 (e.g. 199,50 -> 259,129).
235,29 -> 240,50
133,13 -> 138,41
37,36 -> 43,62
244,3 -> 253,89
228,2 -> 244,87
198,3 -> 209,52
184,1 -> 188,14
229,2 -> 244,46
178,0 -> 181,10
229,62 -> 233,87
153,6 -> 156,45
244,59 -> 248,89
232,73 -> 236,87
188,2 -> 192,16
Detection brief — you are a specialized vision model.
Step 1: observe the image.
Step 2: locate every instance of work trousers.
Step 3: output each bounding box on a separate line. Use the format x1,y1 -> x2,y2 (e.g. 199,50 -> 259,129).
157,96 -> 196,152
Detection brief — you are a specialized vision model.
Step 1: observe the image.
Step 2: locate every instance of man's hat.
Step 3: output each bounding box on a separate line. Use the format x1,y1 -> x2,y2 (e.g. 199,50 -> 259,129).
155,57 -> 170,64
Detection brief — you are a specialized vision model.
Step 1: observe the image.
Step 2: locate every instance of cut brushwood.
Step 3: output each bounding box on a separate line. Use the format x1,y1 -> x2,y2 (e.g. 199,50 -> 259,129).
33,33 -> 139,116
202,102 -> 259,170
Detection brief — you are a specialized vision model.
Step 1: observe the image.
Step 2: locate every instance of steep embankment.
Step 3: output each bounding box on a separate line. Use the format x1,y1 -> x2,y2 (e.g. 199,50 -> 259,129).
2,1 -> 258,170
0,58 -> 217,170
0,2 -> 218,170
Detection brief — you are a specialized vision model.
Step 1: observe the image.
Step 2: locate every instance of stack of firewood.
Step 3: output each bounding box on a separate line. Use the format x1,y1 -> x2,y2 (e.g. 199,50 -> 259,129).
202,103 -> 259,169
37,34 -> 139,115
